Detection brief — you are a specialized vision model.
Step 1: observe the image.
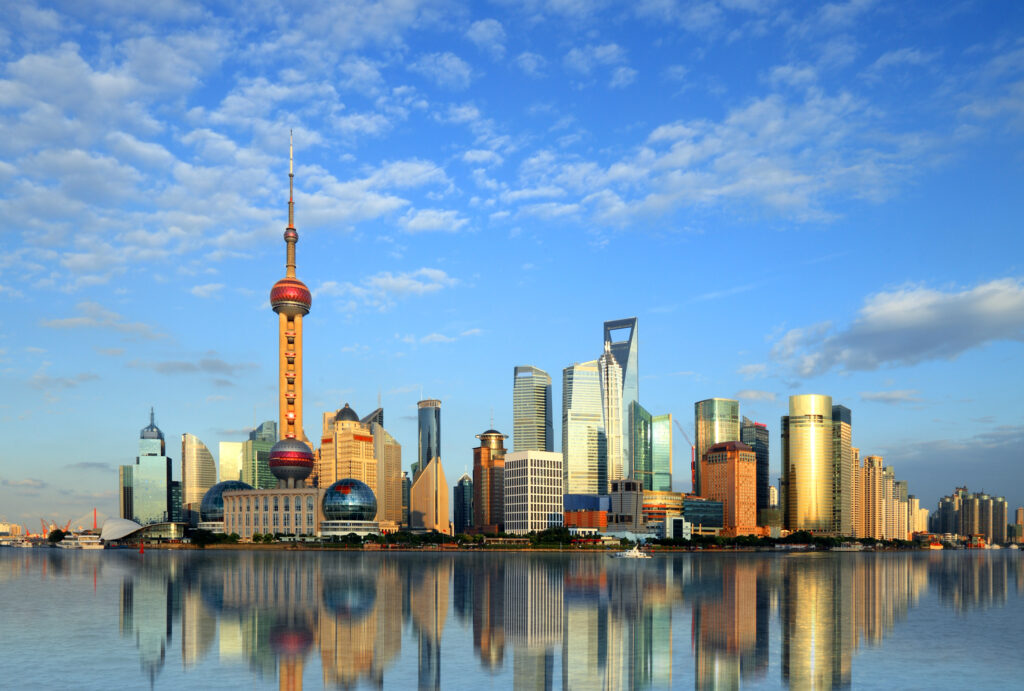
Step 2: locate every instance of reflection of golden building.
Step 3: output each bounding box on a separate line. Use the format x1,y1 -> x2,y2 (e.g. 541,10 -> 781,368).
410,559 -> 451,691
181,587 -> 216,668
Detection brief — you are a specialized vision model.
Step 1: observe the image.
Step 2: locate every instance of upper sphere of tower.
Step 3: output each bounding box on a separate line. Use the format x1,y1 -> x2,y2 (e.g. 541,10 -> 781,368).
284,227 -> 298,242
271,277 -> 311,316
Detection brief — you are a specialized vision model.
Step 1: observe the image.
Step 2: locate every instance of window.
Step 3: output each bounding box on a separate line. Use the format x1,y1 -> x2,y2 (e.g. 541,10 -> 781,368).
273,513 -> 278,527
306,496 -> 313,512
263,497 -> 269,512
284,513 -> 290,527
284,497 -> 290,512
273,496 -> 279,511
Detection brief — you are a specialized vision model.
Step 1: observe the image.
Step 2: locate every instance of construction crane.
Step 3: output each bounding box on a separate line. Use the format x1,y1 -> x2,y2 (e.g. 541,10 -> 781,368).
673,418 -> 696,493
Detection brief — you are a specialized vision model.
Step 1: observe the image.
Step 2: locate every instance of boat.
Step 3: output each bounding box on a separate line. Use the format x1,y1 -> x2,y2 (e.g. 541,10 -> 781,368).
1008,544 -> 1019,550
831,543 -> 865,552
612,545 -> 651,559
928,541 -> 944,550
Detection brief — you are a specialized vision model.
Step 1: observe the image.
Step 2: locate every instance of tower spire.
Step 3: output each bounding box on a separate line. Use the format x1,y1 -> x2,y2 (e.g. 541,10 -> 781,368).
285,130 -> 297,278
150,407 -> 154,426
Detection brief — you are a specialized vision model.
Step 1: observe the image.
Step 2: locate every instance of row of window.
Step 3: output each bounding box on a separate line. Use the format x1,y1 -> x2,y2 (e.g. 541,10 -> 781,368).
227,512 -> 316,529
231,495 -> 316,512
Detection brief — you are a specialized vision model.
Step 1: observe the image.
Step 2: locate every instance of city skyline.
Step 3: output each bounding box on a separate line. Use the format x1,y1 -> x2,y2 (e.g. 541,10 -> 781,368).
2,2 -> 1023,524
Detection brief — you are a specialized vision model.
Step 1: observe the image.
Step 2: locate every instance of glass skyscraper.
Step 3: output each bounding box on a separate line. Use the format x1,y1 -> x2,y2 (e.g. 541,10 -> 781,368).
128,409 -> 173,525
831,405 -> 854,536
513,366 -> 553,453
453,473 -> 473,534
740,417 -> 770,513
417,399 -> 442,472
242,420 -> 277,489
562,360 -> 607,495
782,394 -> 834,533
629,401 -> 653,490
598,345 -> 624,487
181,433 -> 217,510
694,398 -> 740,496
604,318 -> 638,465
652,413 -> 673,492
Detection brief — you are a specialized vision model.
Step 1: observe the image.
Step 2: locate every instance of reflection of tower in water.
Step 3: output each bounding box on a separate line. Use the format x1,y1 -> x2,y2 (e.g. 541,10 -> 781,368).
409,558 -> 451,691
472,560 -> 506,670
504,560 -> 563,690
119,568 -> 179,686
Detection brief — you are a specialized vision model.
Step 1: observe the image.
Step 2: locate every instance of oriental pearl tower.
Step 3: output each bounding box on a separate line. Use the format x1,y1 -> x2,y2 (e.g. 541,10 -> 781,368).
268,132 -> 315,488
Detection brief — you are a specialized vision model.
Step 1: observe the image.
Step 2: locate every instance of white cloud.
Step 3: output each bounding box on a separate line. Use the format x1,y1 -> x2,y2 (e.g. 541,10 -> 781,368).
409,52 -> 473,89
462,149 -> 504,167
466,19 -> 506,60
40,301 -> 163,339
860,390 -> 921,404
735,389 -> 776,402
771,278 -> 1024,377
609,66 -> 637,88
317,268 -> 458,311
737,363 -> 767,378
420,332 -> 455,343
516,52 -> 547,77
191,283 -> 224,298
864,47 -> 939,80
564,43 -> 626,74
400,208 -> 469,233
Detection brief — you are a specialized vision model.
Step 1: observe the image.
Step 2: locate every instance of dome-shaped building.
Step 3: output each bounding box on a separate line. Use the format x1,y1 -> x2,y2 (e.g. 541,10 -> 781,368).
268,438 -> 314,487
199,480 -> 254,530
320,479 -> 379,537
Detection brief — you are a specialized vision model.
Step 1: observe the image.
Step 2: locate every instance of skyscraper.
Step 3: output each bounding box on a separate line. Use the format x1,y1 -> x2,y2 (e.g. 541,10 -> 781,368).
562,360 -> 607,495
218,441 -> 243,483
701,441 -> 757,536
603,318 -> 638,465
367,412 -> 402,527
831,405 -> 854,536
740,417 -> 769,516
181,433 -> 217,525
861,455 -> 885,539
513,366 -> 553,453
417,399 -> 442,479
504,451 -> 564,534
597,345 -> 624,488
318,403 -> 377,497
694,398 -> 740,496
473,429 -> 507,534
628,401 -> 653,490
242,421 -> 277,489
651,414 -> 673,492
123,408 -> 173,525
410,456 -> 451,535
781,394 -> 833,533
267,133 -> 316,488
454,473 -> 473,535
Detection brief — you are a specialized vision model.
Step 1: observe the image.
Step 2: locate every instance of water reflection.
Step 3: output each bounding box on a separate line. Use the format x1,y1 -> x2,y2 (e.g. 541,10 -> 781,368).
1,549 -> 1022,689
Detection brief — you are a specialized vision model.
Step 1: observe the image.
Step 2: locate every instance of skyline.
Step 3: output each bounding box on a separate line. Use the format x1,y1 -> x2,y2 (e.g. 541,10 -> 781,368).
1,1 -> 1023,523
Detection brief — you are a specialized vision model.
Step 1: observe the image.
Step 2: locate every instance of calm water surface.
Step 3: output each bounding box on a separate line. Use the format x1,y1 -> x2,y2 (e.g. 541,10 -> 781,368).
1,549 -> 1021,689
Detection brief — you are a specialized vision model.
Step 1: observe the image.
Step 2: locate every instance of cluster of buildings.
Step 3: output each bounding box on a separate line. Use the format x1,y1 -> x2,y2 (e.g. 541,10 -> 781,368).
932,487 -> 1020,547
109,142 -> 1022,545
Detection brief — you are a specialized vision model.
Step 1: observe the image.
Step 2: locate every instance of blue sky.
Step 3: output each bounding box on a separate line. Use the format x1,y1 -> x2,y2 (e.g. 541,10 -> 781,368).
1,0 -> 1023,526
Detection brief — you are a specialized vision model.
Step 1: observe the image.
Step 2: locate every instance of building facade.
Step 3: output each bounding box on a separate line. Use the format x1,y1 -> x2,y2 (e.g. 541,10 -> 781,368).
181,433 -> 217,524
242,421 -> 277,490
740,417 -> 769,514
701,441 -> 757,536
218,441 -> 243,483
562,360 -> 607,495
513,366 -> 553,453
603,318 -> 638,467
651,413 -> 673,492
629,401 -> 653,490
598,344 -> 624,487
694,398 -> 740,497
473,429 -> 508,533
410,457 -> 451,534
454,474 -> 473,534
831,405 -> 854,536
317,403 -> 377,499
121,409 -> 173,525
223,488 -> 322,538
417,399 -> 442,481
368,416 -> 403,527
781,394 -> 833,533
504,451 -> 564,534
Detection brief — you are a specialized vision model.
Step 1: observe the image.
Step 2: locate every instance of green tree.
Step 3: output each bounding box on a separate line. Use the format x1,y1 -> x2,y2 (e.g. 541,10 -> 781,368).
47,529 -> 66,544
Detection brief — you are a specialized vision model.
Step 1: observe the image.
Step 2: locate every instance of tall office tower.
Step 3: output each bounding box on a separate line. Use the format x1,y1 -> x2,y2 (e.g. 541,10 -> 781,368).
410,456 -> 451,534
604,318 -> 638,466
694,398 -> 740,496
181,434 -> 217,525
504,451 -> 564,534
513,366 -> 553,453
991,498 -> 1008,544
851,446 -> 862,537
651,413 -> 673,492
562,360 -> 607,495
367,415 -> 403,527
453,474 -> 473,534
881,466 -> 895,539
267,134 -> 316,488
401,471 -> 411,526
118,465 -> 133,520
218,441 -> 243,483
781,394 -> 833,533
417,399 -> 442,480
860,456 -> 885,539
318,403 -> 377,500
242,421 -> 278,489
628,401 -> 653,490
169,480 -> 183,523
830,405 -> 854,537
740,417 -> 770,514
769,485 -> 778,508
473,429 -> 508,534
701,441 -> 758,536
598,344 -> 624,486
1017,507 -> 1024,526
122,408 -> 173,525
960,492 -> 980,537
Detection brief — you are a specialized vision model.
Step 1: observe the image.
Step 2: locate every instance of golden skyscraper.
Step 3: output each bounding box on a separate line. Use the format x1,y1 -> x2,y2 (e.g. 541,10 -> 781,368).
782,394 -> 833,533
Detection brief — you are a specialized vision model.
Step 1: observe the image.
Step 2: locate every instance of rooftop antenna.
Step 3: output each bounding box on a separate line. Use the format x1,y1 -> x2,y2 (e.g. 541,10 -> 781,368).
490,408 -> 494,429
378,388 -> 382,409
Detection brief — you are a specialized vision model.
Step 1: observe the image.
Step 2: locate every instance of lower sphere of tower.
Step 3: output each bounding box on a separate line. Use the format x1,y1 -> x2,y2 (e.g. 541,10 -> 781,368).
268,438 -> 314,482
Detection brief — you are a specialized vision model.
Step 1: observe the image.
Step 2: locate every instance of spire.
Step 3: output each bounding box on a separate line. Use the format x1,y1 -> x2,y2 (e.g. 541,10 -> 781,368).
150,407 -> 154,426
288,129 -> 295,230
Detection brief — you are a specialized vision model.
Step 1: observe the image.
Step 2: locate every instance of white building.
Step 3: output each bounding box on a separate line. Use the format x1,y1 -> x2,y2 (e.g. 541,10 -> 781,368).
504,451 -> 564,534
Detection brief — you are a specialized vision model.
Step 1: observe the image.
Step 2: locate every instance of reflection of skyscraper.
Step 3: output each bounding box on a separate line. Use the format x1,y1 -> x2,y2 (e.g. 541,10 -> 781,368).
563,360 -> 607,495
410,560 -> 451,691
473,562 -> 506,670
181,587 -> 216,668
505,562 -> 562,691
604,318 -> 638,467
693,560 -> 759,690
782,394 -> 833,532
119,569 -> 175,685
513,366 -> 553,453
781,557 -> 852,689
694,398 -> 739,497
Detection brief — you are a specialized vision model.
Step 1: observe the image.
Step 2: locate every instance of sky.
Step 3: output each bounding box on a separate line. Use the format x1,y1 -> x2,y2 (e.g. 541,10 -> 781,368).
1,0 -> 1022,527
